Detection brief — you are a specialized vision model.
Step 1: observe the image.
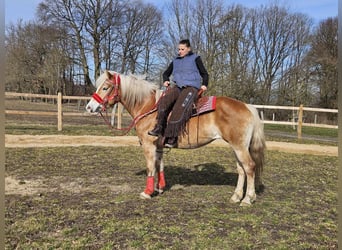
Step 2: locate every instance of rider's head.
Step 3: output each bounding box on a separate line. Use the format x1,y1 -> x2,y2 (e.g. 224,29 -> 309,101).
178,39 -> 191,57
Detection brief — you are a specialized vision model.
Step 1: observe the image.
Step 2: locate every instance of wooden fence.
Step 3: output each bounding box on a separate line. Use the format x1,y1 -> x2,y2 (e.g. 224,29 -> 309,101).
253,104 -> 338,138
5,92 -> 338,138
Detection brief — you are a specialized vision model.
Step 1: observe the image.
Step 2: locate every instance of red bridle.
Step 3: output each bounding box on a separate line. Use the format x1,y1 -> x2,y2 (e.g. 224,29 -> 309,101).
92,73 -> 121,111
90,72 -> 165,135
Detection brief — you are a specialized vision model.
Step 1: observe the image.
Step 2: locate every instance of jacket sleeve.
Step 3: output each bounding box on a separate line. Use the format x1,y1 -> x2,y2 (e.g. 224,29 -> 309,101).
162,62 -> 173,82
195,56 -> 209,86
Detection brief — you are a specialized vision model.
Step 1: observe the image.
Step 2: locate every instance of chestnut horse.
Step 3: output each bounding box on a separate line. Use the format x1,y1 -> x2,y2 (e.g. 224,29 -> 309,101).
86,71 -> 265,206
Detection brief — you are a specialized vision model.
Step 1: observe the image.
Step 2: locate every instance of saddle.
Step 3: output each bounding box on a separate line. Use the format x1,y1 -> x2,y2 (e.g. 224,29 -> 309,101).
191,95 -> 217,117
154,89 -> 216,117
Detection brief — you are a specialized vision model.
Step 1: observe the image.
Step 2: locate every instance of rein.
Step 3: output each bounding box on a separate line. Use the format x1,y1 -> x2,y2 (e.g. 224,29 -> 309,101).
99,105 -> 158,135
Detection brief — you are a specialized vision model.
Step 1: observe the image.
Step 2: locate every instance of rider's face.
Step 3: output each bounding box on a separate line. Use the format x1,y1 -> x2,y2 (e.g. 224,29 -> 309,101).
178,44 -> 191,57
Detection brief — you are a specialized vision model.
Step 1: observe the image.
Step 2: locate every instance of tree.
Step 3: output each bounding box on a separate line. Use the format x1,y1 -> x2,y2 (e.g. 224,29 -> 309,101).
214,4 -> 254,100
248,5 -> 312,104
37,0 -> 122,92
275,13 -> 313,106
5,0 -> 337,110
37,0 -> 163,90
5,21 -> 72,95
307,17 -> 338,108
113,1 -> 163,75
163,0 -> 225,94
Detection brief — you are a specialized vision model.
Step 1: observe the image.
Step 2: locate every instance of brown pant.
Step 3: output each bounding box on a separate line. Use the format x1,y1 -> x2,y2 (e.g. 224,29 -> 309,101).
157,86 -> 198,138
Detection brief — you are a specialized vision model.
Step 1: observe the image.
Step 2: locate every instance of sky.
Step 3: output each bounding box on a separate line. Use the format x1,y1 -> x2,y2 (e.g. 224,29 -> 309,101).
5,0 -> 337,26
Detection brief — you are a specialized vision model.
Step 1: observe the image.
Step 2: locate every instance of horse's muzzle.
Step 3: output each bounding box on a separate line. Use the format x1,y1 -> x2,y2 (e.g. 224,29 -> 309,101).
86,102 -> 102,114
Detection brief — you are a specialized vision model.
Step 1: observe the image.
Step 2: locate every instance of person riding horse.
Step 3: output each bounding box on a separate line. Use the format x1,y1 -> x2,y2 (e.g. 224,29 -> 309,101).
148,39 -> 209,148
86,69 -> 265,205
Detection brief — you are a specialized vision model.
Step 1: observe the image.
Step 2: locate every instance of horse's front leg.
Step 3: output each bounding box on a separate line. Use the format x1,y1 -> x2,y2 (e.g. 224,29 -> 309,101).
139,142 -> 163,199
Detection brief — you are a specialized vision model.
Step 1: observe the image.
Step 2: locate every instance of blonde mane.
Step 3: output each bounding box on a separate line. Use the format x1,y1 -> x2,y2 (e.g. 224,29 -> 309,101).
96,71 -> 159,108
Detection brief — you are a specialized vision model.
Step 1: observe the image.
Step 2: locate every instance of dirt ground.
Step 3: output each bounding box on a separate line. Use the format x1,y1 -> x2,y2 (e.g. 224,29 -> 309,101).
5,134 -> 337,196
5,135 -> 338,248
5,134 -> 338,156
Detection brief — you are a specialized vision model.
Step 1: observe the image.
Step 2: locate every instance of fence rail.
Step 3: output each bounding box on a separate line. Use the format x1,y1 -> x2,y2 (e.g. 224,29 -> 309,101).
5,92 -> 338,138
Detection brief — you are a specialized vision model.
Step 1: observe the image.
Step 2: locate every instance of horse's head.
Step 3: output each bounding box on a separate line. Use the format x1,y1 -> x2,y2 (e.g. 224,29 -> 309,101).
86,70 -> 121,113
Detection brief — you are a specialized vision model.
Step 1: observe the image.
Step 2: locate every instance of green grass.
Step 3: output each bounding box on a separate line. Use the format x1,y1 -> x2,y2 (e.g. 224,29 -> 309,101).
5,123 -> 137,136
263,124 -> 337,146
265,124 -> 338,137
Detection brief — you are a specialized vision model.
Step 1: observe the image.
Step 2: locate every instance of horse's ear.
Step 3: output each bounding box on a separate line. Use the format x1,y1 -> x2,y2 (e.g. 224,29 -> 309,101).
106,70 -> 113,80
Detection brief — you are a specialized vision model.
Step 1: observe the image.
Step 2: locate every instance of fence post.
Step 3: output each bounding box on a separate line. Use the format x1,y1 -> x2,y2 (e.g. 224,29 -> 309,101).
57,92 -> 62,131
297,104 -> 303,139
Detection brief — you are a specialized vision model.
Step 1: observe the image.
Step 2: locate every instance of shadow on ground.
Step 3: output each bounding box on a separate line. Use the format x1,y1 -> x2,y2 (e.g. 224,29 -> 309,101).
136,162 -> 238,189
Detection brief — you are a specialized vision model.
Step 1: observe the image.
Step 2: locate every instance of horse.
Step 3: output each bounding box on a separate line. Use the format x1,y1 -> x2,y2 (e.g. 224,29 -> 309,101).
86,70 -> 266,206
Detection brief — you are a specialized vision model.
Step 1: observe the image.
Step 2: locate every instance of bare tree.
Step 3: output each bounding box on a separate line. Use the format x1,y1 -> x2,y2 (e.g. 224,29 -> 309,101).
6,0 -> 336,110
193,0 -> 225,96
5,21 -> 72,96
240,4 -> 312,105
162,0 -> 225,93
164,0 -> 193,46
37,0 -> 122,92
273,13 -> 313,106
113,1 -> 163,75
307,17 -> 338,108
214,4 -> 254,100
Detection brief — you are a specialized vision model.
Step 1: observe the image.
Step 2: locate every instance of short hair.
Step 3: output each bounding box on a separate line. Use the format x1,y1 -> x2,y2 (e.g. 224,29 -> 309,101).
179,39 -> 191,47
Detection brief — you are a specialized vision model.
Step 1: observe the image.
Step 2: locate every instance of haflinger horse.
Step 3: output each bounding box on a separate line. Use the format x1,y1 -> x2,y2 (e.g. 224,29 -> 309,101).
86,70 -> 266,206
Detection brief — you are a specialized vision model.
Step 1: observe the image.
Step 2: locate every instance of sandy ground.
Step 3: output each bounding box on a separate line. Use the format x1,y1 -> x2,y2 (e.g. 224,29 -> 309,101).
5,134 -> 338,156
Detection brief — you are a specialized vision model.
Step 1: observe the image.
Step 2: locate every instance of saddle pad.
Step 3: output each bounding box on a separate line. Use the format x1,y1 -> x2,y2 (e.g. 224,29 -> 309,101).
192,96 -> 216,116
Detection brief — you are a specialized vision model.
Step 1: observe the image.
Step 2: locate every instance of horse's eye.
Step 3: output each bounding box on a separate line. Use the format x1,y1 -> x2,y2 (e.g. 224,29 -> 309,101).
102,87 -> 109,91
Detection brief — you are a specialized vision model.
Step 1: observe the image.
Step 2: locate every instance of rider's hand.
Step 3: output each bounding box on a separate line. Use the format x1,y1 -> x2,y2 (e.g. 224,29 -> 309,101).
163,81 -> 170,87
200,85 -> 207,91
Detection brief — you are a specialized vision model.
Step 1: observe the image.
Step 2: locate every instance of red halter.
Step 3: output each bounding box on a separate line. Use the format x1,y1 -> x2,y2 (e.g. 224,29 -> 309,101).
91,73 -> 165,135
92,73 -> 121,111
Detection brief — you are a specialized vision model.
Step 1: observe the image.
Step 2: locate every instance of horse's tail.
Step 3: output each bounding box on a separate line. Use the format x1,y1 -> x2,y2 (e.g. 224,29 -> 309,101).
247,104 -> 266,192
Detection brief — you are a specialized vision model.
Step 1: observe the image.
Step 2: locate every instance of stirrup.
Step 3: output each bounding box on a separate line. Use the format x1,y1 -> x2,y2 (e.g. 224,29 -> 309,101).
148,125 -> 163,137
164,137 -> 177,148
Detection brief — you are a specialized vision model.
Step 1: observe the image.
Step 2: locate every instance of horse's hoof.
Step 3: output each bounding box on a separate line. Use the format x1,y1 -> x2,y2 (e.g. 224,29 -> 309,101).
229,198 -> 239,204
229,193 -> 241,204
155,188 -> 164,194
240,200 -> 252,206
240,196 -> 254,206
140,192 -> 151,199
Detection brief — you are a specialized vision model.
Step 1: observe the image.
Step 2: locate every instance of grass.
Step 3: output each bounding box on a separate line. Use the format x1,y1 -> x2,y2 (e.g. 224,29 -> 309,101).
265,123 -> 338,138
5,146 -> 337,249
263,124 -> 337,145
5,123 -> 126,136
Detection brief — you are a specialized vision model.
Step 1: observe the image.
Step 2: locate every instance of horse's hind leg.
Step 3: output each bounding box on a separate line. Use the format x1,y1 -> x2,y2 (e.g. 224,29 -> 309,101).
229,162 -> 245,204
231,149 -> 256,206
155,149 -> 166,194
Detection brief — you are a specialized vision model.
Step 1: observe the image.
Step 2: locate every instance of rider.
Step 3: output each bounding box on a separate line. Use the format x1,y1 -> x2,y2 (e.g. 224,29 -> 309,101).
148,39 -> 209,148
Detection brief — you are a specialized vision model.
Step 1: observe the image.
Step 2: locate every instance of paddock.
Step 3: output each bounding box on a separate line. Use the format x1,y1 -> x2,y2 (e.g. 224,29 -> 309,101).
5,93 -> 338,248
5,143 -> 337,249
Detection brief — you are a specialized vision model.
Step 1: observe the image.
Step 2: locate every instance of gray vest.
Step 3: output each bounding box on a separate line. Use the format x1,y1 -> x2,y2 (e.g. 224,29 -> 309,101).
172,54 -> 201,89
